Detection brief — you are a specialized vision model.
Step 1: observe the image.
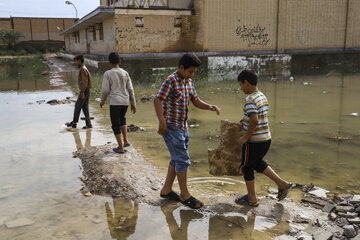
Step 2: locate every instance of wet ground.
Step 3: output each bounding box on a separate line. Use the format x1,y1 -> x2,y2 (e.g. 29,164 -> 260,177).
0,54 -> 359,239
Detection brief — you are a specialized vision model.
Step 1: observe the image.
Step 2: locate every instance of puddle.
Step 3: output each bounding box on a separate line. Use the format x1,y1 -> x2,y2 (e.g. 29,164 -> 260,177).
1,54 -> 360,239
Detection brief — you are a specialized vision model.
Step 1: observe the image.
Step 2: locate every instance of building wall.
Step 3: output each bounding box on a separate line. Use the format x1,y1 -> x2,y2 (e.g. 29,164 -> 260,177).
200,0 -> 278,53
114,9 -> 197,53
277,0 -> 348,52
90,16 -> 116,53
345,0 -> 360,49
0,18 -> 11,31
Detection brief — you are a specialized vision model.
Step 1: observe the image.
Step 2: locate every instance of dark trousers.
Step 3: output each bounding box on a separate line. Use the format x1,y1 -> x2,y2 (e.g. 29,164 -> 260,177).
73,90 -> 91,126
110,105 -> 128,135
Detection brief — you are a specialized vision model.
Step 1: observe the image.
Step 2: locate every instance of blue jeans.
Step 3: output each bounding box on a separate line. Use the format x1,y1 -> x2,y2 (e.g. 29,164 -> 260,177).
163,124 -> 190,172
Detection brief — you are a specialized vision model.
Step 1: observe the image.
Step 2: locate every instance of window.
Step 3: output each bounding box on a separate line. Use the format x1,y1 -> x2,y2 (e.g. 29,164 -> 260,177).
174,17 -> 182,27
96,23 -> 104,40
72,31 -> 80,43
135,17 -> 144,27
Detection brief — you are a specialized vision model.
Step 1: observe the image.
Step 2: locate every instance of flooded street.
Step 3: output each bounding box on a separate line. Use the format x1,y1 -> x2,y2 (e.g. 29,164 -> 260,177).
0,54 -> 360,239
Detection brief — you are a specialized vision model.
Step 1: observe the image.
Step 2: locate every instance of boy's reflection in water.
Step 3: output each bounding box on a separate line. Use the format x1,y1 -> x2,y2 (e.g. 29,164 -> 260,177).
105,198 -> 139,240
72,129 -> 92,150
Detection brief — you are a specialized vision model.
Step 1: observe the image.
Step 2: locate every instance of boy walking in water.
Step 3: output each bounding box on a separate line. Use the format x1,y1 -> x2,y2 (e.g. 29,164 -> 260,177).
236,70 -> 292,207
66,54 -> 92,129
100,52 -> 136,154
154,53 -> 220,209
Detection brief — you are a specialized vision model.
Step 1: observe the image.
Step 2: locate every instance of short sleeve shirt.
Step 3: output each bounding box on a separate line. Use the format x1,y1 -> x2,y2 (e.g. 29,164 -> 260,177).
156,71 -> 198,130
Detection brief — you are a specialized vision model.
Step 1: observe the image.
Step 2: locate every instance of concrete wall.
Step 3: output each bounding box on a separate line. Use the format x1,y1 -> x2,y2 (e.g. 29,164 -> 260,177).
0,18 -> 11,31
345,0 -> 360,49
114,9 -> 196,53
277,0 -> 348,52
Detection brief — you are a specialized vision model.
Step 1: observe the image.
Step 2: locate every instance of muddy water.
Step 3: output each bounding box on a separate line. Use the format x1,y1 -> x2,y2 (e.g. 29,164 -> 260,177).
0,54 -> 359,240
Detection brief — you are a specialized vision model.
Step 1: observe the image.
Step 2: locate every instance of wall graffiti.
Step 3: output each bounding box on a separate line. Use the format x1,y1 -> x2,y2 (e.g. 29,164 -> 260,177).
235,21 -> 270,47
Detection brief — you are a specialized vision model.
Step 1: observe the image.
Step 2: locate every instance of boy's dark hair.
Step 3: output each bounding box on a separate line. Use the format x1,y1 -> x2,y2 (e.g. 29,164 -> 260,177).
108,52 -> 121,65
74,54 -> 84,63
179,53 -> 201,70
237,70 -> 257,86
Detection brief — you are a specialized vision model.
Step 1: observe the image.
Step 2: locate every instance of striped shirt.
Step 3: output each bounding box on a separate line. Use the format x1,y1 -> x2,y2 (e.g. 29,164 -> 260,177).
156,71 -> 199,130
243,90 -> 271,142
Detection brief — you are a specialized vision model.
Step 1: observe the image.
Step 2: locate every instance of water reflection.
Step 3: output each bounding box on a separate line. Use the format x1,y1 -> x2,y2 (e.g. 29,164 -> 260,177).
72,129 -> 92,150
105,198 -> 138,240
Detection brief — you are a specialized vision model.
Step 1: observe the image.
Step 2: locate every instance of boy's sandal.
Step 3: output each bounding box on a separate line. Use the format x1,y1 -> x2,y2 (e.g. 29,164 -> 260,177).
235,195 -> 259,207
181,196 -> 204,209
277,182 -> 293,201
124,143 -> 131,147
65,122 -> 77,128
160,190 -> 180,202
113,148 -> 127,154
82,125 -> 93,129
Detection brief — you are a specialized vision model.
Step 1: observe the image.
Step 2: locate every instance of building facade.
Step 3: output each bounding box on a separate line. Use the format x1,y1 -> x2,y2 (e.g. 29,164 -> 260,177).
0,17 -> 76,46
61,0 -> 360,57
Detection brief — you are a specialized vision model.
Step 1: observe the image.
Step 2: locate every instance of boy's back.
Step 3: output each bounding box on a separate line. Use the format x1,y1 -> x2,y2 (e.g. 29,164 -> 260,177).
101,68 -> 135,106
243,90 -> 271,142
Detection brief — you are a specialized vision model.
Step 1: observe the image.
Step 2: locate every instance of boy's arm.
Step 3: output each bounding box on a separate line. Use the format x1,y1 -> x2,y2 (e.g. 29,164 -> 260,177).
126,73 -> 136,114
238,114 -> 258,147
191,98 -> 220,115
154,97 -> 167,135
100,73 -> 110,108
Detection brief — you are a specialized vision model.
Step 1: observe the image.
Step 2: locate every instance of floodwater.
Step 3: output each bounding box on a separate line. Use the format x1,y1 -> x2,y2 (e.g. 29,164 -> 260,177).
0,54 -> 359,239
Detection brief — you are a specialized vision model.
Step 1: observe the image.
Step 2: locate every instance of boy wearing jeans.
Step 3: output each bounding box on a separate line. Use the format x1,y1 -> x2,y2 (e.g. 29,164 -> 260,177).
236,70 -> 292,207
154,53 -> 220,209
100,52 -> 136,154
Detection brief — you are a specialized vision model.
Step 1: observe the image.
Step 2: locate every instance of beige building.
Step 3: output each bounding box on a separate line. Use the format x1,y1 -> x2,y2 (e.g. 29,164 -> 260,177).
61,0 -> 360,57
0,17 -> 76,46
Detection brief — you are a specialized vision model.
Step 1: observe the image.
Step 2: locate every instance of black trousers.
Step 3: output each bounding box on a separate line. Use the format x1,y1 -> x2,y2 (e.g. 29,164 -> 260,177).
240,140 -> 271,181
73,90 -> 91,127
110,105 -> 128,135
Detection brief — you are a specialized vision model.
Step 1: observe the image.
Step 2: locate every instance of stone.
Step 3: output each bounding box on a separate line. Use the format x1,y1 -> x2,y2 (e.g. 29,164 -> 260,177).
351,195 -> 360,204
335,205 -> 355,213
268,188 -> 279,194
309,189 -> 328,199
351,235 -> 360,240
92,219 -> 102,224
297,232 -> 313,240
348,217 -> 360,224
302,183 -> 315,192
312,230 -> 333,240
329,212 -> 337,221
301,197 -> 328,207
356,206 -> 360,213
343,225 -> 356,238
5,218 -> 35,228
208,119 -> 246,175
346,212 -> 358,219
322,204 -> 336,213
335,217 -> 349,227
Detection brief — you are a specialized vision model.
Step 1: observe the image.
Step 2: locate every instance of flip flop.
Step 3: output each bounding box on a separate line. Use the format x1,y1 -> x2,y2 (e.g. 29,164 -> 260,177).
235,195 -> 259,207
278,183 -> 293,201
160,190 -> 180,202
124,143 -> 131,147
113,148 -> 127,154
181,196 -> 204,209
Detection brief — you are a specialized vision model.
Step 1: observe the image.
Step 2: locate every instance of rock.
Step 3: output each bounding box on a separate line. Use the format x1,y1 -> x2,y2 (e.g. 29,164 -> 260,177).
351,195 -> 360,204
82,191 -> 91,197
322,204 -> 335,213
189,124 -> 200,128
208,119 -> 245,175
140,94 -> 156,103
335,205 -> 355,213
335,217 -> 349,227
301,197 -> 328,207
350,113 -> 359,117
312,230 -> 333,240
46,99 -> 59,105
268,188 -> 278,194
329,212 -> 337,221
356,206 -> 360,213
302,183 -> 315,192
5,218 -> 35,228
297,232 -> 313,240
351,235 -> 360,240
309,189 -> 328,199
343,225 -> 356,238
348,217 -> 360,224
92,219 -> 102,224
346,212 -> 358,219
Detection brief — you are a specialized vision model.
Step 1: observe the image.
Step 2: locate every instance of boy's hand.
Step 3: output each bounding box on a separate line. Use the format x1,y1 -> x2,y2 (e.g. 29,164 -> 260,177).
157,121 -> 167,135
100,103 -> 104,108
131,105 -> 136,114
81,92 -> 85,100
210,105 -> 221,115
238,135 -> 248,147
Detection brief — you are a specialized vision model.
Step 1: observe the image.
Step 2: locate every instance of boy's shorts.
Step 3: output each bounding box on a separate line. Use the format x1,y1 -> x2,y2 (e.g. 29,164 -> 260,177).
110,105 -> 128,135
240,140 -> 271,181
163,124 -> 190,172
